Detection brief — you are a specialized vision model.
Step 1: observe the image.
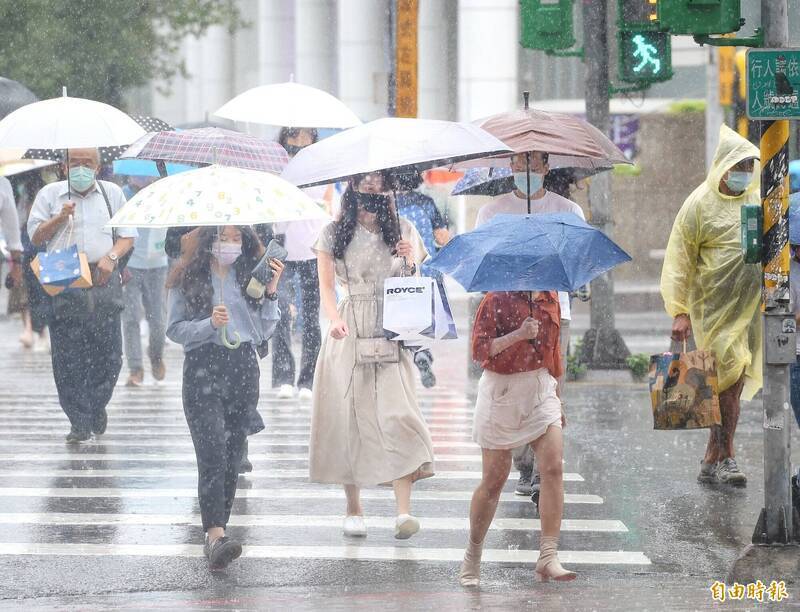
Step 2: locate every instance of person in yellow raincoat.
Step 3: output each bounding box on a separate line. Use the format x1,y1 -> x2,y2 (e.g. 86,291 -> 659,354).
661,124 -> 761,487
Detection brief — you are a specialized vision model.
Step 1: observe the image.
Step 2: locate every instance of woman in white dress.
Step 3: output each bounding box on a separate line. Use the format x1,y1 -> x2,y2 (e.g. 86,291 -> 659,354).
310,171 -> 435,540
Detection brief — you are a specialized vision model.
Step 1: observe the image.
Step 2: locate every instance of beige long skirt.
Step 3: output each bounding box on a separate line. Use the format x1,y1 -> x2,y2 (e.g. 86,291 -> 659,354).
309,294 -> 435,487
473,368 -> 562,450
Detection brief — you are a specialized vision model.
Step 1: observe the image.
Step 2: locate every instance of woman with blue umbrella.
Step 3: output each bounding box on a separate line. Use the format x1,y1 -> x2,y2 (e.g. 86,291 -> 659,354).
425,212 -> 631,587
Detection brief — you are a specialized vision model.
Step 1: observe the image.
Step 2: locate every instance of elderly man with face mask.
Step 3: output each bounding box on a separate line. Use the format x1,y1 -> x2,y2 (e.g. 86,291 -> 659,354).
661,125 -> 762,487
28,148 -> 136,443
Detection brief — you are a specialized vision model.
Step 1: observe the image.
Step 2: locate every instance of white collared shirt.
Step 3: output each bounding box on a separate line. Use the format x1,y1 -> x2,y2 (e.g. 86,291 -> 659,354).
0,177 -> 22,252
27,180 -> 137,263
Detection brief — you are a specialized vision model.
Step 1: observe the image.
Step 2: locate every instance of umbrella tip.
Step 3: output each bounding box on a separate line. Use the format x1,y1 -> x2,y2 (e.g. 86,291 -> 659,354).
523,91 -> 529,110
289,73 -> 295,83
62,86 -> 68,97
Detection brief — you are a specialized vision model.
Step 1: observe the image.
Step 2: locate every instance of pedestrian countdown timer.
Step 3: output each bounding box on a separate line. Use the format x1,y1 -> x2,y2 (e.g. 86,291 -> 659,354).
746,49 -> 800,120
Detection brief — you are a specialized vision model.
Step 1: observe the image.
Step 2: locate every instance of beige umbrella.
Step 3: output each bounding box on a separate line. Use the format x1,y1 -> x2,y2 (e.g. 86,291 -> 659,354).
471,107 -> 630,170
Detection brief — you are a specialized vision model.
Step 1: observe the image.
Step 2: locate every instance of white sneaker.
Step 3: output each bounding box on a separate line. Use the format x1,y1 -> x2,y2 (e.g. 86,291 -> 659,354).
277,384 -> 295,399
297,387 -> 313,401
395,514 -> 420,540
343,515 -> 367,537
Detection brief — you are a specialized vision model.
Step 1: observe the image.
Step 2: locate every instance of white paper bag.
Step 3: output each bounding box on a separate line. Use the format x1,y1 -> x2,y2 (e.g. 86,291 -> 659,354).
382,276 -> 435,340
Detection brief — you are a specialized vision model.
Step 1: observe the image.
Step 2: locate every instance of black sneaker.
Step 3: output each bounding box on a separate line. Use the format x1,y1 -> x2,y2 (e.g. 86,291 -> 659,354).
413,350 -> 436,388
65,428 -> 91,444
205,535 -> 242,570
92,410 -> 108,435
515,474 -> 533,496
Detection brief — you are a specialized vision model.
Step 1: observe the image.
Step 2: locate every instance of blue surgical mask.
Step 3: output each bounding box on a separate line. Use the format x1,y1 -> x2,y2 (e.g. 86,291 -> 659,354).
513,172 -> 544,195
69,165 -> 96,192
724,171 -> 753,194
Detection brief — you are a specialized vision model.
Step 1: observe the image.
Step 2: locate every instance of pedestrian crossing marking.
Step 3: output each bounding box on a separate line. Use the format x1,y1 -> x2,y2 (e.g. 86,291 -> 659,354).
0,488 -> 596,503
0,543 -> 651,565
2,440 -> 486,450
0,452 -> 488,463
0,513 -> 626,532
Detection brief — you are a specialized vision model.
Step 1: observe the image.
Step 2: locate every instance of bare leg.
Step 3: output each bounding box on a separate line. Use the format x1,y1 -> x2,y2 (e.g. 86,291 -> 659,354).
532,425 -> 564,538
704,374 -> 744,463
344,484 -> 362,516
19,311 -> 33,348
207,526 -> 224,542
532,425 -> 575,581
460,449 -> 512,587
392,474 -> 413,516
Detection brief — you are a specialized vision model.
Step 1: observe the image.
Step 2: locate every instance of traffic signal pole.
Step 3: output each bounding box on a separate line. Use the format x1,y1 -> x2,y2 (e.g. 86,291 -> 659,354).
581,0 -> 631,368
754,0 -> 797,546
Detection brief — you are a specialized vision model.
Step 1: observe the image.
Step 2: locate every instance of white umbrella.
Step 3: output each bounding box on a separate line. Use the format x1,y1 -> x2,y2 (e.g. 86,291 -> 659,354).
214,82 -> 362,129
281,117 -> 512,188
107,164 -> 329,229
0,96 -> 145,149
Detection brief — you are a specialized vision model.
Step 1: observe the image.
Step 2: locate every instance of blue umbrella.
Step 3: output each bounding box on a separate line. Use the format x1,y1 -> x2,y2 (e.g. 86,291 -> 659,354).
790,159 -> 800,194
451,167 -> 514,196
112,158 -> 195,177
789,192 -> 800,244
426,212 -> 631,292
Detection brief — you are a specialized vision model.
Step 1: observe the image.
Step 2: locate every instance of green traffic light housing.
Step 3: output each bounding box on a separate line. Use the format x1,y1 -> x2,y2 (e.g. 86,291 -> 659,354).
519,0 -> 576,51
657,0 -> 744,36
617,30 -> 674,83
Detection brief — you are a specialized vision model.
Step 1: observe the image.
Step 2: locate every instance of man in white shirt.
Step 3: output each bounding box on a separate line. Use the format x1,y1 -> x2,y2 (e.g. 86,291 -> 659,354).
28,148 -> 136,443
0,176 -> 23,287
475,151 -> 585,497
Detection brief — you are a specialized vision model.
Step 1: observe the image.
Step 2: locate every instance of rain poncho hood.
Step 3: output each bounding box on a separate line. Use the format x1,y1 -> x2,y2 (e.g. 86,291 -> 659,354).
661,124 -> 762,398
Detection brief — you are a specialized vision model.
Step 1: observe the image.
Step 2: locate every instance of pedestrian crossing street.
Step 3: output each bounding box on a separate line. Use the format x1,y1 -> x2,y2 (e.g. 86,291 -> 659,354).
0,344 -> 652,572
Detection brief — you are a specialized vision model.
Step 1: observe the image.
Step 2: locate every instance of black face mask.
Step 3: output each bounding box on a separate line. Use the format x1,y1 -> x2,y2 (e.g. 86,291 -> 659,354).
356,192 -> 390,214
284,144 -> 304,157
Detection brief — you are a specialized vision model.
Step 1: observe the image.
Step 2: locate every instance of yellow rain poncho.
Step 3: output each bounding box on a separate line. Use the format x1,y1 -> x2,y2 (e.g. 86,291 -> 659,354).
661,124 -> 762,399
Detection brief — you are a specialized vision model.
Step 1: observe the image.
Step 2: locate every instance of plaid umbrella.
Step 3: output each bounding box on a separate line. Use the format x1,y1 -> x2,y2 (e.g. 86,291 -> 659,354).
23,116 -> 173,164
120,127 -> 288,175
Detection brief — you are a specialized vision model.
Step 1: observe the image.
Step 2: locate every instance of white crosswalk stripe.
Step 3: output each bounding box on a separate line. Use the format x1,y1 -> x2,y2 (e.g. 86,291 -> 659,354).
0,346 -> 650,571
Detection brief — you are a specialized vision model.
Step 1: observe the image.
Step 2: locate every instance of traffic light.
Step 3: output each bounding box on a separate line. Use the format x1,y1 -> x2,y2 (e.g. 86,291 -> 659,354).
656,0 -> 743,36
519,0 -> 575,50
617,1 -> 673,84
617,31 -> 673,83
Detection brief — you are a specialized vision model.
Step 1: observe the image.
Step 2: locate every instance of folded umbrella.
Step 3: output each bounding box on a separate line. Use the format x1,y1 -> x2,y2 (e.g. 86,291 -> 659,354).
215,82 -> 362,129
426,212 -> 631,293
23,116 -> 173,165
121,127 -> 288,175
281,117 -> 511,188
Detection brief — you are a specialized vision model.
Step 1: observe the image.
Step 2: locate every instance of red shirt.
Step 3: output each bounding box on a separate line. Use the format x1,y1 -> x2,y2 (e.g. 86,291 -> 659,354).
472,291 -> 562,378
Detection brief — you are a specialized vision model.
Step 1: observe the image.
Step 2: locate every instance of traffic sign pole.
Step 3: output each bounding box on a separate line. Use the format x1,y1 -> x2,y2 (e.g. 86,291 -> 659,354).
751,0 -> 798,545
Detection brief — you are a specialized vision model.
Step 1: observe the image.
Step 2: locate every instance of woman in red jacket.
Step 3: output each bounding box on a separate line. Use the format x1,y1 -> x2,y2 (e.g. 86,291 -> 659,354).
460,290 -> 575,587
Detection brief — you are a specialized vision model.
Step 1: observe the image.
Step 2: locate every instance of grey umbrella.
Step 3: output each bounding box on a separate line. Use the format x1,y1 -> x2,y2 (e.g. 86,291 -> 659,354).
0,77 -> 37,120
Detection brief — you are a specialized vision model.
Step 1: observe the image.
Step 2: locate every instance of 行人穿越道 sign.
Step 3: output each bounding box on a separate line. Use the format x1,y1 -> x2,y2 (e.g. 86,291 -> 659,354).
746,49 -> 800,120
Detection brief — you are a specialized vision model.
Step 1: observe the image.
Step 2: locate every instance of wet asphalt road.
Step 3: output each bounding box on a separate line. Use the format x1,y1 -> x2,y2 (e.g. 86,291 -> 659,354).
0,313 -> 798,611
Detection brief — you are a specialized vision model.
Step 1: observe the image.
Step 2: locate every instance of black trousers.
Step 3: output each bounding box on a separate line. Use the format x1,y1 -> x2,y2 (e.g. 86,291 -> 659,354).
271,259 -> 321,390
49,310 -> 122,432
183,343 -> 263,531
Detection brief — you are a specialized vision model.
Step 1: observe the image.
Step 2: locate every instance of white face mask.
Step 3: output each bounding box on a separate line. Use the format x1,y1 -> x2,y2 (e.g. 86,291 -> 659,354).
513,172 -> 544,195
212,241 -> 242,266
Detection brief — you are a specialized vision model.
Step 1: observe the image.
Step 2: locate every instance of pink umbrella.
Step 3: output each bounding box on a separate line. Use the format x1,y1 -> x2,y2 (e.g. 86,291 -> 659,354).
468,105 -> 630,171
121,127 -> 288,175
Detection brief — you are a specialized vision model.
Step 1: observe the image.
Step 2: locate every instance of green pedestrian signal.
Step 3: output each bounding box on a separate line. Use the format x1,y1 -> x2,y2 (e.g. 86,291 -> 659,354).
618,30 -> 673,83
656,0 -> 743,36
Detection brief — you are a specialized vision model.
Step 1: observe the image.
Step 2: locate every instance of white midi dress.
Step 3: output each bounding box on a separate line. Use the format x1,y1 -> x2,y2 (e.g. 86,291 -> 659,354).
309,219 -> 435,487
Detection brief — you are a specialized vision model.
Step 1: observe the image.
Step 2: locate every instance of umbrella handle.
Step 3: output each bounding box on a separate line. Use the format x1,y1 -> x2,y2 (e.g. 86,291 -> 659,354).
220,325 -> 241,349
